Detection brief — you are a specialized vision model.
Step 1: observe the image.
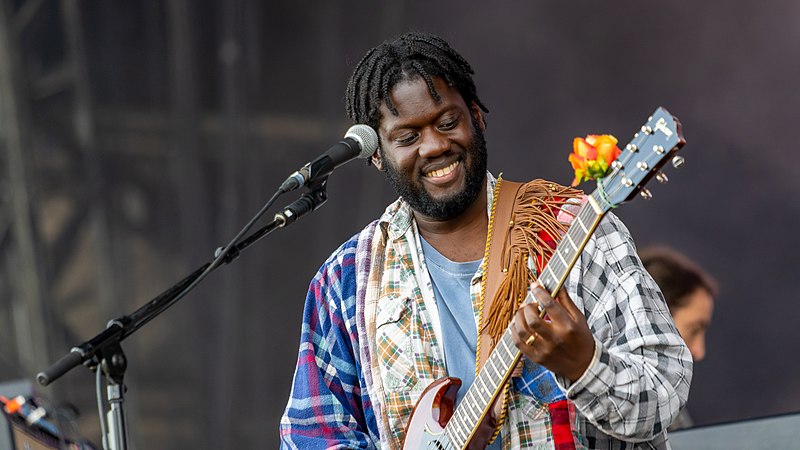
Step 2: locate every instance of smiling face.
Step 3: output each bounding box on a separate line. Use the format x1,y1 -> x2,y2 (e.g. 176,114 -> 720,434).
372,75 -> 487,221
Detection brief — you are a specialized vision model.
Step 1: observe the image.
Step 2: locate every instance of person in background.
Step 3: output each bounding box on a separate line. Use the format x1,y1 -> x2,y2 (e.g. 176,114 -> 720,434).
640,245 -> 718,430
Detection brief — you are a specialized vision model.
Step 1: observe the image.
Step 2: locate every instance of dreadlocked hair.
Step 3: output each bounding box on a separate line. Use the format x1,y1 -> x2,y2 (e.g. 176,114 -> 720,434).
345,31 -> 489,131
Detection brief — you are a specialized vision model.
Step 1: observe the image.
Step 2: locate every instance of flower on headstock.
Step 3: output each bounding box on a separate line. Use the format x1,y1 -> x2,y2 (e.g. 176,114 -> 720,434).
568,134 -> 622,186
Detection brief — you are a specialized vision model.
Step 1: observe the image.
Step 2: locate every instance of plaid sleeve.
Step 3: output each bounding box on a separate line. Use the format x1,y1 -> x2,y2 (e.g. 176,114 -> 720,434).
280,236 -> 379,449
559,212 -> 693,442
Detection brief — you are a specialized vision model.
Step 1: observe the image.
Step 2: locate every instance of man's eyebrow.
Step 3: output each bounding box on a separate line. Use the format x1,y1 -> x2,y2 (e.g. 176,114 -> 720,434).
382,122 -> 413,136
381,103 -> 463,134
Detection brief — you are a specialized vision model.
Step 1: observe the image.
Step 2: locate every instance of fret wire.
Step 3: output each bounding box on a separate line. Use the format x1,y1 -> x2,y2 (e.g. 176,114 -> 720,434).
444,426 -> 458,448
549,252 -> 564,273
477,373 -> 491,402
567,223 -> 584,242
577,207 -> 594,230
492,354 -> 507,383
565,231 -> 579,251
543,265 -> 558,289
450,414 -> 467,445
488,357 -> 503,381
480,371 -> 495,402
490,355 -> 505,374
582,200 -> 600,223
488,347 -> 510,389
541,273 -> 555,294
576,213 -> 590,234
458,411 -> 472,438
455,403 -> 469,428
443,427 -> 454,447
464,391 -> 481,423
558,240 -> 575,262
459,396 -> 479,427
454,423 -> 468,447
501,333 -> 519,362
503,330 -> 518,348
541,272 -> 555,294
556,249 -> 569,268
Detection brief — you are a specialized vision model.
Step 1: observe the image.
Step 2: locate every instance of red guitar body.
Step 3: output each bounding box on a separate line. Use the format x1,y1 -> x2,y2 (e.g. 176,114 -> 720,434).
402,377 -> 498,450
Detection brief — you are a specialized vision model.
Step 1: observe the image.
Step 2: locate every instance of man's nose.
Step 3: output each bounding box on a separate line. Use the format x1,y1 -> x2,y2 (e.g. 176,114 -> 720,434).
418,128 -> 449,158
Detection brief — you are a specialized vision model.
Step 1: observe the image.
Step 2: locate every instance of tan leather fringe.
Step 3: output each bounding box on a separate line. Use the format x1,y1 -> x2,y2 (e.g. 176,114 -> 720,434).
480,179 -> 583,346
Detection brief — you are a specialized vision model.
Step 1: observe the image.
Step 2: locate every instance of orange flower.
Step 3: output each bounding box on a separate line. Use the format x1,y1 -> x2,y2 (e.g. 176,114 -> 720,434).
569,134 -> 621,186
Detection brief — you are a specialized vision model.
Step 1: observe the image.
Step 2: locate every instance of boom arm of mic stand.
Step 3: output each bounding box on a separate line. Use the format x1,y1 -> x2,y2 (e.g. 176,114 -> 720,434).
37,177 -> 331,386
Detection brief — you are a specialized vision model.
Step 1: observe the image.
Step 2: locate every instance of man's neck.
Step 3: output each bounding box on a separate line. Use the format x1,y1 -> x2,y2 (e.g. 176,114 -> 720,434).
414,189 -> 488,262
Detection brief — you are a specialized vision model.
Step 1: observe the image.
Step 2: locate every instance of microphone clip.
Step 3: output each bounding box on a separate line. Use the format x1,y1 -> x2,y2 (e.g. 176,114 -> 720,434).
275,174 -> 329,227
280,163 -> 312,193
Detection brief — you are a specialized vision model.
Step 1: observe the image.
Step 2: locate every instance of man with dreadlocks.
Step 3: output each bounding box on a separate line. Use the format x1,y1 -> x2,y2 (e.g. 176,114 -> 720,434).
280,32 -> 691,449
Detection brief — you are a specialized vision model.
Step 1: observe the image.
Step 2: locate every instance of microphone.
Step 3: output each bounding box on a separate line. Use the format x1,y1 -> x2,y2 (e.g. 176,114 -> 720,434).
280,124 -> 379,192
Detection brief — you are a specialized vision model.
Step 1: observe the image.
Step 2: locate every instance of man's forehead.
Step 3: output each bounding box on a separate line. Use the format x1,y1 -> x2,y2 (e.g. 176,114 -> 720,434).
377,76 -> 464,127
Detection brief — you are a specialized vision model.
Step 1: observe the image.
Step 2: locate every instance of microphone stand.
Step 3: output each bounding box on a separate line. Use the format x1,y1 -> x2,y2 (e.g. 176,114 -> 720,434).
36,177 -> 330,450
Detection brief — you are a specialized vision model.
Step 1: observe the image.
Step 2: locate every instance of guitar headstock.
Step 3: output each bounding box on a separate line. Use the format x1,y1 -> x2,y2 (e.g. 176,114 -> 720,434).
596,107 -> 686,208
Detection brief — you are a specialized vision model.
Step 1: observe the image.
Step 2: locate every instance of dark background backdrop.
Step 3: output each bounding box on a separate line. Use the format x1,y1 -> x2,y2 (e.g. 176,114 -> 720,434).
0,1 -> 797,448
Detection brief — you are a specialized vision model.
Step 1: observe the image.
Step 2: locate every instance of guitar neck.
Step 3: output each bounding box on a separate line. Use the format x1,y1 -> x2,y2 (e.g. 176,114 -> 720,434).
443,193 -> 607,447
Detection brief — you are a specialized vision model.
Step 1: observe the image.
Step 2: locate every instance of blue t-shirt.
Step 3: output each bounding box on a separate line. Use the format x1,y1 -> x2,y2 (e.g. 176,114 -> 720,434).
421,237 -> 502,450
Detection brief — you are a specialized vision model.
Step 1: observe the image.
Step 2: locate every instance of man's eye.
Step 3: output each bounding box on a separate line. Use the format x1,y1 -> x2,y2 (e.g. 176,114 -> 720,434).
439,119 -> 457,130
396,133 -> 418,145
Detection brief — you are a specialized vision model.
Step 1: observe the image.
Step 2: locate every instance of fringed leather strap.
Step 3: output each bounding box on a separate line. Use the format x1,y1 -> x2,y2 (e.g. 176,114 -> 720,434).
477,179 -> 583,371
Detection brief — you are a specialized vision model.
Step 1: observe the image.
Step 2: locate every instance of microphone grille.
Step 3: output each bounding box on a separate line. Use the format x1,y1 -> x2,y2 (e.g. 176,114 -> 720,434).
345,124 -> 379,158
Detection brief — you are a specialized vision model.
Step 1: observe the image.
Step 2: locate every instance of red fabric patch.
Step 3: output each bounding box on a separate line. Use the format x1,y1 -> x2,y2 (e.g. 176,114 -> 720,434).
548,399 -> 576,449
533,195 -> 568,274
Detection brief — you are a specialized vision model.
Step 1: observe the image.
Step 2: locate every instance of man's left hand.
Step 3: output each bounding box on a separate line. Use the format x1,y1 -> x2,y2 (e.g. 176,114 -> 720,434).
511,283 -> 595,382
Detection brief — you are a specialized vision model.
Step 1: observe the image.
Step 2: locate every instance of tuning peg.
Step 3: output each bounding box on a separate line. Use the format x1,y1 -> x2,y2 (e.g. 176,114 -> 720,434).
639,188 -> 653,200
656,171 -> 669,184
672,155 -> 685,168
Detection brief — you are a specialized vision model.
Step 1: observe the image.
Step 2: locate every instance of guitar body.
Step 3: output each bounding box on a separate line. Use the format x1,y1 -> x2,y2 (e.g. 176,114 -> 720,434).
403,377 -> 498,450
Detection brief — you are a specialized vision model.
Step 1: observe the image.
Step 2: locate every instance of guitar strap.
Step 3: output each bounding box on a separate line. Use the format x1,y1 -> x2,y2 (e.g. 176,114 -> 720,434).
476,178 -> 583,372
476,178 -> 522,372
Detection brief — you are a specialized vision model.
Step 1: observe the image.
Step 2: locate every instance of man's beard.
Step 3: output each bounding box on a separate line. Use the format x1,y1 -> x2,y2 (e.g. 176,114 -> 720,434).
382,122 -> 488,221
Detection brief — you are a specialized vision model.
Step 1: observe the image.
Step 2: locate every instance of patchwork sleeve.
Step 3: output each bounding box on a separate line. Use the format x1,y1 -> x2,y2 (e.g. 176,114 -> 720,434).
280,239 -> 379,449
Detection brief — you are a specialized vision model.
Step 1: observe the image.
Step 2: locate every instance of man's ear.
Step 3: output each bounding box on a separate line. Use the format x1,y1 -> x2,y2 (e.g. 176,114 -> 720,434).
371,149 -> 384,171
470,102 -> 486,132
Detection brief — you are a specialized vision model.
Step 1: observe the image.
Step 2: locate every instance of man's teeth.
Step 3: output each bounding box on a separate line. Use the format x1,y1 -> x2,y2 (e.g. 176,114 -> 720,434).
426,161 -> 459,178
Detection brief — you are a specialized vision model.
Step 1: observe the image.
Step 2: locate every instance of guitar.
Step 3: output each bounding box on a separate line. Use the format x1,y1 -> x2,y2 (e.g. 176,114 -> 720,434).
402,107 -> 686,450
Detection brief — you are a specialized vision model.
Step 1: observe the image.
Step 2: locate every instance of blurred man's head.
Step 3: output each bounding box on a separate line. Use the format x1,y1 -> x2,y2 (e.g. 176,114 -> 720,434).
640,246 -> 717,362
